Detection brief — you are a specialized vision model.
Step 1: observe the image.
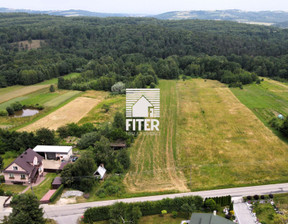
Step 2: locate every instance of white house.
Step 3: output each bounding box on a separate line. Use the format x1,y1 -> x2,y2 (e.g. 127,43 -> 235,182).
132,96 -> 154,117
33,145 -> 73,161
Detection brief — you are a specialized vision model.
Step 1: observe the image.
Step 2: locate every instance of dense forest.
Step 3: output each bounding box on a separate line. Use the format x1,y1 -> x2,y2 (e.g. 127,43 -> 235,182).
0,13 -> 288,89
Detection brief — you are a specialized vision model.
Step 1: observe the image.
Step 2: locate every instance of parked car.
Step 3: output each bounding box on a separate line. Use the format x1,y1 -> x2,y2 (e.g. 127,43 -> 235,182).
70,156 -> 78,162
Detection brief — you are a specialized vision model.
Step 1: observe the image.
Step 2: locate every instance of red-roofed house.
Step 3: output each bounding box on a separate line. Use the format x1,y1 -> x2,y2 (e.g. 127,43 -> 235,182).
3,148 -> 44,185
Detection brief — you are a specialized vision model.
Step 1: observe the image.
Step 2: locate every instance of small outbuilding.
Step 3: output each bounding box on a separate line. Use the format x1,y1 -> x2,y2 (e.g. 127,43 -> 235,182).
93,165 -> 107,180
51,177 -> 62,189
33,145 -> 73,161
110,142 -> 126,150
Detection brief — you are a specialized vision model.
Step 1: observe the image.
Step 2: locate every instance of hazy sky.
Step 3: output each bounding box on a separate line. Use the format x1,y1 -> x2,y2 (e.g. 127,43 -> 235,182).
0,0 -> 287,14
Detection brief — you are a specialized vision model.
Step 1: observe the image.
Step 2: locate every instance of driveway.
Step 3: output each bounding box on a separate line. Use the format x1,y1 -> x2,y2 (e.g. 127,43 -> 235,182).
233,199 -> 256,224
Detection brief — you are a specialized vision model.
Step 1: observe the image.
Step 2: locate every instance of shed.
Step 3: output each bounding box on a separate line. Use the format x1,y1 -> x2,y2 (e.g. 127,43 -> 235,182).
110,142 -> 126,150
33,145 -> 73,161
52,177 -> 62,189
94,165 -> 106,180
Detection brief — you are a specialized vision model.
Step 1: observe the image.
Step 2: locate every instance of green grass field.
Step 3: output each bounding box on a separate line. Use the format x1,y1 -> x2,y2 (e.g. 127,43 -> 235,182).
231,78 -> 288,126
1,184 -> 27,193
125,79 -> 288,193
44,91 -> 81,107
37,73 -> 81,85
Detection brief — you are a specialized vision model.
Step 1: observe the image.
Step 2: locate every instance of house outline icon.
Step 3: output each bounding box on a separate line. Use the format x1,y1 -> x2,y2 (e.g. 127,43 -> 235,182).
132,95 -> 154,117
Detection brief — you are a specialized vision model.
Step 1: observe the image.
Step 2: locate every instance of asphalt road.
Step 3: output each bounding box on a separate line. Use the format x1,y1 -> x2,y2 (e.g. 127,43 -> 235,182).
2,182 -> 288,224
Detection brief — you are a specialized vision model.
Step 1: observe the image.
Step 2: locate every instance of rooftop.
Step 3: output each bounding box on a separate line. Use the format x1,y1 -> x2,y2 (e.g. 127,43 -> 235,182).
190,213 -> 234,224
33,145 -> 72,154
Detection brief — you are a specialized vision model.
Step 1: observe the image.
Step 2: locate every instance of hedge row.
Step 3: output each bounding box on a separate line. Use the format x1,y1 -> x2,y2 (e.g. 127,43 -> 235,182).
50,184 -> 64,202
84,195 -> 203,223
205,195 -> 231,206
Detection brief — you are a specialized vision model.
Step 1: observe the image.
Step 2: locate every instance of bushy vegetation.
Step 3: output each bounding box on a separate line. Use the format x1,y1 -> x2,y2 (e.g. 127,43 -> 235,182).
84,195 -> 204,223
49,184 -> 64,202
0,128 -> 58,154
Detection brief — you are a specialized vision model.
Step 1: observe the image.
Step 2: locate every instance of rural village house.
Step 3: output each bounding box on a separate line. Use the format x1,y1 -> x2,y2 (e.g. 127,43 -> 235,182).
3,148 -> 44,185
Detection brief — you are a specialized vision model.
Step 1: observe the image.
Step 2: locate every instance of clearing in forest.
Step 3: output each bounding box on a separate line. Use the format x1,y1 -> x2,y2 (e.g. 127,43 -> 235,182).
19,97 -> 101,131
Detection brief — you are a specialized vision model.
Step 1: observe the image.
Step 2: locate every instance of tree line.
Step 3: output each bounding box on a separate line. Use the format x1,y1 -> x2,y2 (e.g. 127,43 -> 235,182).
0,14 -> 288,87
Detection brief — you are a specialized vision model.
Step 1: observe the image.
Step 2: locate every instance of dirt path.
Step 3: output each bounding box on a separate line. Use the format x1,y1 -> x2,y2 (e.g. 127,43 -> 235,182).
19,97 -> 101,131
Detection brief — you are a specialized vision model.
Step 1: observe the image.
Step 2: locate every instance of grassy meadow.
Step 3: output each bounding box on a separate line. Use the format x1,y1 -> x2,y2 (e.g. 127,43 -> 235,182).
231,78 -> 288,126
124,80 -> 188,193
125,79 -> 288,193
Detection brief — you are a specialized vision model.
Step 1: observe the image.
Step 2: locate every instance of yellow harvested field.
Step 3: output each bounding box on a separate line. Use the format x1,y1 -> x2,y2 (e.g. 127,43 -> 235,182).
177,79 -> 288,190
0,85 -> 49,104
19,97 -> 101,131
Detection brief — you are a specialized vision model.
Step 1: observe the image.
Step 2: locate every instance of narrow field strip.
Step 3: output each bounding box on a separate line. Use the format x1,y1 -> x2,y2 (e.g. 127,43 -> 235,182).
44,91 -> 81,107
0,85 -> 49,104
19,97 -> 100,131
124,80 -> 188,193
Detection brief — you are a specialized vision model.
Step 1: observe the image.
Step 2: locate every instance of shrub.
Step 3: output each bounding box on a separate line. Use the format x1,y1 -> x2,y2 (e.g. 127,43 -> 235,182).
0,110 -> 8,116
160,210 -> 167,216
6,106 -> 14,115
171,211 -> 178,218
254,195 -> 259,200
5,190 -> 13,196
247,196 -> 252,200
0,188 -> 4,196
150,82 -> 156,88
11,101 -> 23,111
260,195 -> 265,199
50,184 -> 64,202
269,194 -> 274,199
0,175 -> 5,183
49,84 -> 55,92
84,195 -> 204,222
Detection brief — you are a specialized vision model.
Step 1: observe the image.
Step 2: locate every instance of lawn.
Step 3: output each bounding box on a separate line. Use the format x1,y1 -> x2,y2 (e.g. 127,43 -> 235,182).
26,173 -> 57,199
125,79 -> 288,193
1,184 -> 27,193
254,203 -> 275,224
93,214 -> 185,224
231,78 -> 288,127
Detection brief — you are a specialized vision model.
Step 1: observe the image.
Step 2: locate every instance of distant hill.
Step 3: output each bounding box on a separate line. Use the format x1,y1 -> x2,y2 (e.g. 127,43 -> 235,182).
0,8 -> 288,27
275,21 -> 288,28
0,8 -> 137,17
153,9 -> 288,26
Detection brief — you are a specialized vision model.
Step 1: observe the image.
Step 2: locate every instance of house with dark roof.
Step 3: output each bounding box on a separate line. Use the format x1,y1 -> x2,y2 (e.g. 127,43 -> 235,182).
189,213 -> 234,224
3,148 -> 44,185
